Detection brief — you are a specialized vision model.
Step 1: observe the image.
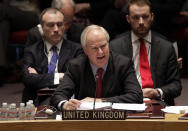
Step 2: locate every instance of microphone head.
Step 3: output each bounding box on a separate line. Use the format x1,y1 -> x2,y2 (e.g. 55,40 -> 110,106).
95,74 -> 99,79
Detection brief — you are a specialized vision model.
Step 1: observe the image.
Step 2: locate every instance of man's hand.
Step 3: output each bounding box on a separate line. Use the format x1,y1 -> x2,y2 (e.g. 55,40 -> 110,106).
177,57 -> 183,69
28,67 -> 38,74
81,97 -> 102,102
142,88 -> 159,99
62,99 -> 81,110
59,73 -> 64,80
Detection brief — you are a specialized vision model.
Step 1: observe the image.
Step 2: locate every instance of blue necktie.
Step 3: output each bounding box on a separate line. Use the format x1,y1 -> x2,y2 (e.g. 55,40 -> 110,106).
48,46 -> 58,74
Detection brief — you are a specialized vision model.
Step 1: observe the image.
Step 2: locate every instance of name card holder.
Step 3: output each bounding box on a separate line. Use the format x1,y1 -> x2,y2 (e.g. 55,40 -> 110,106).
179,113 -> 188,120
62,110 -> 126,120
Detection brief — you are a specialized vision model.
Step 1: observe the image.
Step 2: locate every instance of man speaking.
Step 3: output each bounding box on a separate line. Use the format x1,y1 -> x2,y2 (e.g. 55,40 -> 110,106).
51,25 -> 143,110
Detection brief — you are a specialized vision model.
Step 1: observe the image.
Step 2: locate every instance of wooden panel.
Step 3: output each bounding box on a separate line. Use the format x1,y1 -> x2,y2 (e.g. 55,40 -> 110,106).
0,114 -> 188,131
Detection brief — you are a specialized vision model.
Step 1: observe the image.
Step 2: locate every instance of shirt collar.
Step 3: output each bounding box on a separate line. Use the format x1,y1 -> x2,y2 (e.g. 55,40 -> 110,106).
90,62 -> 108,77
131,30 -> 151,44
45,39 -> 63,53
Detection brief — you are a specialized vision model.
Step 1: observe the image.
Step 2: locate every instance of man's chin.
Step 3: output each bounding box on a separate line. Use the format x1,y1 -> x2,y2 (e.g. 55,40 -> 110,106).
52,39 -> 62,44
137,29 -> 149,35
96,60 -> 107,68
137,32 -> 148,37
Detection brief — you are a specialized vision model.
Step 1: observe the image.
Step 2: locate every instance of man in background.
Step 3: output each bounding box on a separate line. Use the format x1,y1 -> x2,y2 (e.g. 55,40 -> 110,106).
26,0 -> 84,46
110,0 -> 182,105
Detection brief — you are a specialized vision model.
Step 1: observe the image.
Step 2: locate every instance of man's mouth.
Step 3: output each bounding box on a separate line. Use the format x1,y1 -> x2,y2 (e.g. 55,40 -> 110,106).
52,34 -> 61,38
97,56 -> 105,60
138,26 -> 145,31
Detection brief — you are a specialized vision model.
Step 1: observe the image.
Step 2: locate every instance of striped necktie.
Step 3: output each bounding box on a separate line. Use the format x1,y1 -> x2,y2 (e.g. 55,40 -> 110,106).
48,46 -> 58,74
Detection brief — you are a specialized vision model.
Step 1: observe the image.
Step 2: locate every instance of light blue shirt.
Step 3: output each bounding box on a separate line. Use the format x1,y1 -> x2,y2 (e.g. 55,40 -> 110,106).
90,62 -> 108,80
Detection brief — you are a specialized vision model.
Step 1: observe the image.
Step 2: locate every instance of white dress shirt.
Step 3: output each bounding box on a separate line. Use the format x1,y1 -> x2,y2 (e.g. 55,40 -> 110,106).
131,31 -> 163,98
131,31 -> 151,87
45,40 -> 63,85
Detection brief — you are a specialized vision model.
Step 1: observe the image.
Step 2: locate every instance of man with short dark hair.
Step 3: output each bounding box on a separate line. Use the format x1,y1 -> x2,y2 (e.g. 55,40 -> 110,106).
110,0 -> 182,106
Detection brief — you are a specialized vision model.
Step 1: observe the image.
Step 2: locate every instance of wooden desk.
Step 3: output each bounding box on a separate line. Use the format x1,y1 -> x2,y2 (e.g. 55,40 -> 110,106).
0,114 -> 188,131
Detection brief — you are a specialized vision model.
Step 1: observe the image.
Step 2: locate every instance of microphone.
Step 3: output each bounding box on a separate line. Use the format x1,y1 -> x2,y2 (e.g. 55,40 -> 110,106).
93,73 -> 99,110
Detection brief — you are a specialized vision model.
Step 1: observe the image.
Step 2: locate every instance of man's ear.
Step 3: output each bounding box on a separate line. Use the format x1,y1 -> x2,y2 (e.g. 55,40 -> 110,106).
126,15 -> 130,23
82,46 -> 88,56
151,12 -> 154,22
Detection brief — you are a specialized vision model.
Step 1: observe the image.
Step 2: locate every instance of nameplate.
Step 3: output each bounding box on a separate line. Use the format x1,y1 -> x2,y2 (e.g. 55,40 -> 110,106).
62,110 -> 126,120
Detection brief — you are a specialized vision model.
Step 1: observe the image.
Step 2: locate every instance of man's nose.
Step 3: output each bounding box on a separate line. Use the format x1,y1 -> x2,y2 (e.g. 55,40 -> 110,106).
139,17 -> 144,25
98,48 -> 103,54
53,24 -> 59,31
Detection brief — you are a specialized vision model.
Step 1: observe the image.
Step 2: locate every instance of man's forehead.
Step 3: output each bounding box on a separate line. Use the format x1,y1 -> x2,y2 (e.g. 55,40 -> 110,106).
88,29 -> 103,35
43,12 -> 64,21
129,4 -> 150,15
87,42 -> 107,47
87,32 -> 106,42
87,29 -> 106,40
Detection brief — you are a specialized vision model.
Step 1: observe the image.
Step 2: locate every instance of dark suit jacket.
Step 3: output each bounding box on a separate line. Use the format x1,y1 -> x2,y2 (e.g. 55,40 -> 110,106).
22,39 -> 83,103
26,22 -> 85,46
110,31 -> 182,105
51,51 -> 143,108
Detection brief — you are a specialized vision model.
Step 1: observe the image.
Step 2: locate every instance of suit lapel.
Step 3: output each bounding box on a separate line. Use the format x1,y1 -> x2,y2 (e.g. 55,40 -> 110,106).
85,61 -> 96,97
58,40 -> 71,72
102,53 -> 114,97
120,32 -> 133,58
126,33 -> 133,58
150,34 -> 161,88
38,41 -> 48,73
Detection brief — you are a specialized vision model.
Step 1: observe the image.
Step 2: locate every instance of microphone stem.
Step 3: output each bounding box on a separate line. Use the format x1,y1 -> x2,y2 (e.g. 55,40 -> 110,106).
93,75 -> 98,110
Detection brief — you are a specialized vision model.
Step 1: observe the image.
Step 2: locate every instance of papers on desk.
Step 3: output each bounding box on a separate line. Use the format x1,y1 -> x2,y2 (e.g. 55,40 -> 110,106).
112,103 -> 147,111
77,102 -> 112,110
77,102 -> 147,111
143,98 -> 151,101
161,106 -> 188,114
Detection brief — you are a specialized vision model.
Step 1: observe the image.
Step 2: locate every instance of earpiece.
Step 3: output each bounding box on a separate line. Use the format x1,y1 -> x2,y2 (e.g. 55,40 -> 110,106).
37,24 -> 43,36
36,105 -> 57,116
45,109 -> 54,115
